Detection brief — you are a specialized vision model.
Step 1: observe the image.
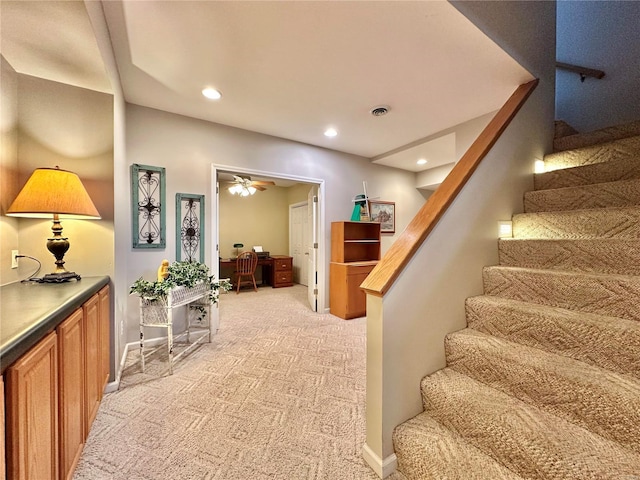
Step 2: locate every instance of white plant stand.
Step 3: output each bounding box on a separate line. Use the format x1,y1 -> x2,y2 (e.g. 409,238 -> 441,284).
138,282 -> 212,375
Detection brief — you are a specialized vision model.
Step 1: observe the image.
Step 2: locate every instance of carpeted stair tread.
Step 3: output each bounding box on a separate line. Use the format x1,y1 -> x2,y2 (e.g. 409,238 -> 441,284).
534,155 -> 640,190
497,237 -> 640,275
512,205 -> 640,239
445,328 -> 640,451
544,135 -> 640,170
394,413 -> 525,480
554,120 -> 578,139
524,178 -> 640,212
465,295 -> 640,379
420,369 -> 640,479
482,265 -> 640,322
553,119 -> 640,152
394,125 -> 640,480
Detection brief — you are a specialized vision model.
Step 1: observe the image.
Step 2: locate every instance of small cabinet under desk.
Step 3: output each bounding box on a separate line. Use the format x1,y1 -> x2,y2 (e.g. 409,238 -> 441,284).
271,255 -> 293,288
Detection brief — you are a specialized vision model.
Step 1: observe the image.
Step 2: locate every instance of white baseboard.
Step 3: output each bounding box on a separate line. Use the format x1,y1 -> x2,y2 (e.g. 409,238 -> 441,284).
109,334 -> 203,390
107,337 -> 167,392
362,443 -> 397,478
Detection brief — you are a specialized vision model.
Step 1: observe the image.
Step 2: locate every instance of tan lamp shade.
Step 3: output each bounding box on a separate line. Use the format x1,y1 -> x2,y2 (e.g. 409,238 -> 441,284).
7,167 -> 100,219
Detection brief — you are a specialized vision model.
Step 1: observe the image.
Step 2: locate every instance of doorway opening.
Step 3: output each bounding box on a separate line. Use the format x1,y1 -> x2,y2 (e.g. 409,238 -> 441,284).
210,164 -> 325,313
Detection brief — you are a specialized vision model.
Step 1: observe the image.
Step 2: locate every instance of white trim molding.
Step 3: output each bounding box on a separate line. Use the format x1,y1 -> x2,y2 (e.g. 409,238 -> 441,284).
362,443 -> 398,478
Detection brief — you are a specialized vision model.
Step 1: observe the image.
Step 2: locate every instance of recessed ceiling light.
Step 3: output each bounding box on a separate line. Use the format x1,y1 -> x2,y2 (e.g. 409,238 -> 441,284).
202,87 -> 222,100
324,128 -> 338,137
417,158 -> 428,165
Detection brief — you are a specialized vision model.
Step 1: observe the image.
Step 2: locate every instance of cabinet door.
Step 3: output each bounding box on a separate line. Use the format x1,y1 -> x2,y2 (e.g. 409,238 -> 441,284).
1,375 -> 5,480
57,309 -> 85,480
345,269 -> 373,318
83,294 -> 101,436
6,332 -> 59,480
98,286 -> 110,390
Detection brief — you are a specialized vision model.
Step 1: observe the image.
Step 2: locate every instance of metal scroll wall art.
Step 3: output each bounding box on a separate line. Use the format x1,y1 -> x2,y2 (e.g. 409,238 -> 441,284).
176,193 -> 205,262
131,164 -> 166,248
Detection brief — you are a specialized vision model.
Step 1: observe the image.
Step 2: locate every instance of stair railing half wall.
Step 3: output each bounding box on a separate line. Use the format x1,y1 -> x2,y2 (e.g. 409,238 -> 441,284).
360,79 -> 539,299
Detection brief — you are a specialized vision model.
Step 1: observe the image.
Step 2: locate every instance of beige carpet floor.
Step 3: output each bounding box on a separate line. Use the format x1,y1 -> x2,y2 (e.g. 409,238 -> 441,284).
73,285 -> 383,479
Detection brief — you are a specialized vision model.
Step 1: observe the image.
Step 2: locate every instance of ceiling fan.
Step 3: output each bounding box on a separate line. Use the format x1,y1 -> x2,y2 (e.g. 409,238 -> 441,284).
227,175 -> 275,196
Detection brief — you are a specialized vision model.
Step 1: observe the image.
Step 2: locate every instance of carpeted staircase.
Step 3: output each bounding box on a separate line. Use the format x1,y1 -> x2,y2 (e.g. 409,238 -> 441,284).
392,120 -> 640,479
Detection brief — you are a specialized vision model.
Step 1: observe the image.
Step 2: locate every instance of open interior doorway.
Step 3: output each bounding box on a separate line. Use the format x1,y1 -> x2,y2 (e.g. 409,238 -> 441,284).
210,164 -> 324,313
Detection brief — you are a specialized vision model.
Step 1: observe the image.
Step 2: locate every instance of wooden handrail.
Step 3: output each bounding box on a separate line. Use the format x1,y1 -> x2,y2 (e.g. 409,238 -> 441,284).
361,79 -> 539,297
556,62 -> 605,81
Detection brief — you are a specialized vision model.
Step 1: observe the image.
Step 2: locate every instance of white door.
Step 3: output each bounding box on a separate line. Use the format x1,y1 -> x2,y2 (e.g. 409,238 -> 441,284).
210,166 -> 221,331
290,203 -> 308,285
307,186 -> 318,312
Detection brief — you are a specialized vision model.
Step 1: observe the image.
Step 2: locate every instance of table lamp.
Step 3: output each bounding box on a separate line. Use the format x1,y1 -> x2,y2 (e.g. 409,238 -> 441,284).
7,166 -> 101,283
233,243 -> 243,258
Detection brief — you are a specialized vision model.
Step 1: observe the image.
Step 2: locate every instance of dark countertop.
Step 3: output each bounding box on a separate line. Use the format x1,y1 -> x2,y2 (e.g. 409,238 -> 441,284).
1,276 -> 109,373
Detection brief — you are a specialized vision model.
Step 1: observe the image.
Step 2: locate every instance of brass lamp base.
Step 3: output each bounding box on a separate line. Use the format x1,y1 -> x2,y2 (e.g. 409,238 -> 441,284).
40,214 -> 81,283
40,272 -> 82,283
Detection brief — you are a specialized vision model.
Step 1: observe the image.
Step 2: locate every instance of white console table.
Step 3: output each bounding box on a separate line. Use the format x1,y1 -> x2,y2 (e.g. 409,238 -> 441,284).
138,282 -> 213,375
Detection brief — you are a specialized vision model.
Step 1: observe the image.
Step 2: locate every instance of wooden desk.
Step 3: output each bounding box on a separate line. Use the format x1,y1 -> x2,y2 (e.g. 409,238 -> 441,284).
219,256 -> 293,288
219,257 -> 274,287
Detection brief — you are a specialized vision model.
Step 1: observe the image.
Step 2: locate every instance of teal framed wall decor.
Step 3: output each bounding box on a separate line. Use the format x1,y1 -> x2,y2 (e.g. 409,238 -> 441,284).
176,193 -> 205,262
131,164 -> 166,248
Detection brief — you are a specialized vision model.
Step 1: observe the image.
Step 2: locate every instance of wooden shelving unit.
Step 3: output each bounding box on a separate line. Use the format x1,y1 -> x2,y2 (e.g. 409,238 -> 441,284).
330,221 -> 381,319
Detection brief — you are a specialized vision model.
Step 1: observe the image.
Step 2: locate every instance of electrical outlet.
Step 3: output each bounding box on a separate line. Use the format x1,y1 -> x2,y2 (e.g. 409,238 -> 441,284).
11,250 -> 19,269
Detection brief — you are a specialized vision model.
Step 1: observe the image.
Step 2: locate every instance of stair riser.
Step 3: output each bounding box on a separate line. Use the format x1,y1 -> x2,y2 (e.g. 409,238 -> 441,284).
446,330 -> 640,451
553,120 -> 640,152
466,296 -> 640,379
534,156 -> 640,190
498,238 -> 640,275
394,415 -> 525,480
512,207 -> 640,239
483,266 -> 640,322
524,179 -> 640,212
544,135 -> 640,170
421,369 -> 640,478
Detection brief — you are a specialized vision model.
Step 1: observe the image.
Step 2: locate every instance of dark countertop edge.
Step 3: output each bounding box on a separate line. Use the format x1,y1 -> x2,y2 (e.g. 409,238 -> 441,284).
0,276 -> 110,374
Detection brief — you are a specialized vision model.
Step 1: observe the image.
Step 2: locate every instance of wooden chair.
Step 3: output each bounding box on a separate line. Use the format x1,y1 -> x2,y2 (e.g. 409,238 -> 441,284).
235,251 -> 258,294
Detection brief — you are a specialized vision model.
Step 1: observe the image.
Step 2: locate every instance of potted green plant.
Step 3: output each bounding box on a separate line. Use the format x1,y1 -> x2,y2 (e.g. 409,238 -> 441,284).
130,260 -> 231,306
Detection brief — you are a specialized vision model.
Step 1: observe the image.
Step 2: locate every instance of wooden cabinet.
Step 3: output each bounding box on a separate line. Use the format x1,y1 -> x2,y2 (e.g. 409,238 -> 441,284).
331,221 -> 381,263
98,286 -> 110,389
83,294 -> 101,436
57,310 -> 85,480
330,261 -> 378,319
6,332 -> 59,480
1,376 -> 5,480
330,222 -> 381,319
4,285 -> 111,480
271,255 -> 293,288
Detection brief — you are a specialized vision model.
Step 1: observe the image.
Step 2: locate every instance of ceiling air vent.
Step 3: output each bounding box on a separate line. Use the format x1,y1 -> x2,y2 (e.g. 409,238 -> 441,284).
370,105 -> 389,117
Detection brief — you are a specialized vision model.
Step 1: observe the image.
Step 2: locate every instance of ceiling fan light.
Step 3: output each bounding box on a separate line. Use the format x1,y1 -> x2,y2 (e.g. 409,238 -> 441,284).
229,184 -> 241,195
248,186 -> 257,195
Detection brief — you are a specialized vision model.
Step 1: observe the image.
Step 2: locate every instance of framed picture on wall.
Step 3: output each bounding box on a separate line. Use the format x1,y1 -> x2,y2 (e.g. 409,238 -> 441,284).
131,164 -> 166,248
176,193 -> 205,262
369,200 -> 395,234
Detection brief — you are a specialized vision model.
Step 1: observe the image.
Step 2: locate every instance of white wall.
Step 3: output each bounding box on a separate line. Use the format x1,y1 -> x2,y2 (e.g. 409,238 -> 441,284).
13,75 -> 114,282
0,70 -> 114,287
219,185 -> 290,260
121,104 -> 425,344
415,111 -> 495,191
0,56 -> 19,285
556,1 -> 640,132
365,1 -> 556,475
